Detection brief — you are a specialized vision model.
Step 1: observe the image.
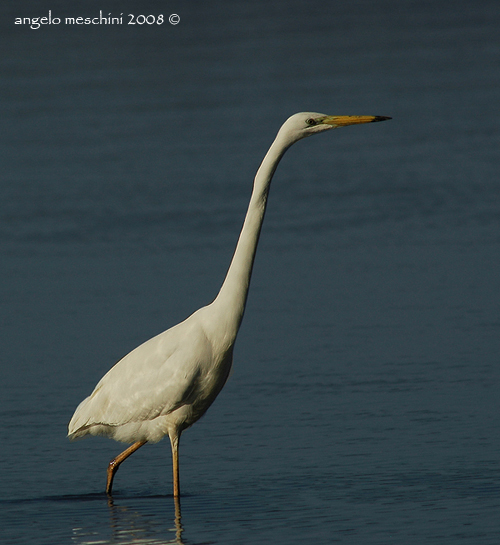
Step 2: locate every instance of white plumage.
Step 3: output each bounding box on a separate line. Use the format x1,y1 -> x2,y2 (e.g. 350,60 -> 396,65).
69,308 -> 229,444
68,112 -> 390,496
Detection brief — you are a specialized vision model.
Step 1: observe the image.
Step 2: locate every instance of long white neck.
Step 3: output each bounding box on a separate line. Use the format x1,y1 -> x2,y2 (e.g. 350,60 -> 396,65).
208,130 -> 292,339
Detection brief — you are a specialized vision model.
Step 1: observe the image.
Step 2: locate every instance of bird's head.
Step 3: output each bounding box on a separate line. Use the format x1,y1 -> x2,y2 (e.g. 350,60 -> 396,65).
278,112 -> 391,146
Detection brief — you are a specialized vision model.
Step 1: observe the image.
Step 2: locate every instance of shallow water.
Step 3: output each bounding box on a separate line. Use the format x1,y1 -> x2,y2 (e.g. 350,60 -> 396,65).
1,0 -> 500,543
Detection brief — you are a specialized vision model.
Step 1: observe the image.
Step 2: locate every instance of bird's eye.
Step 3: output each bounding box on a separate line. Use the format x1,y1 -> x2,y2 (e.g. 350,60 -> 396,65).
305,118 -> 317,126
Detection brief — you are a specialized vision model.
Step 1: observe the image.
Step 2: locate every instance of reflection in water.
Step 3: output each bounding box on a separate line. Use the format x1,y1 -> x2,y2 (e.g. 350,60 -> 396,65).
71,496 -> 186,545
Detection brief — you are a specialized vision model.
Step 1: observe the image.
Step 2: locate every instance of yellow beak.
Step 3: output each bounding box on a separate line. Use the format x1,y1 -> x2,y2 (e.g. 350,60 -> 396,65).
322,115 -> 391,127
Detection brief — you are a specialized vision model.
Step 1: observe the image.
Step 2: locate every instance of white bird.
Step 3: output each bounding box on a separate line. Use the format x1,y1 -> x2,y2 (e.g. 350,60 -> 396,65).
68,112 -> 391,496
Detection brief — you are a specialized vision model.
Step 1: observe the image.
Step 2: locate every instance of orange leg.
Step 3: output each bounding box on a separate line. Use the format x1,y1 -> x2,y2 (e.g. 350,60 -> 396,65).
106,440 -> 147,494
173,494 -> 183,541
170,433 -> 181,497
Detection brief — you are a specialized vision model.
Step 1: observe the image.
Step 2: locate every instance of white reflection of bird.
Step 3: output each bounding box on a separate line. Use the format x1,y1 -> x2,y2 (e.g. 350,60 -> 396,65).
68,112 -> 391,496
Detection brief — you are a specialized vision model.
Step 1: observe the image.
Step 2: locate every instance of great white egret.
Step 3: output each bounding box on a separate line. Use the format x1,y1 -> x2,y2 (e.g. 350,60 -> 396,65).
68,112 -> 390,496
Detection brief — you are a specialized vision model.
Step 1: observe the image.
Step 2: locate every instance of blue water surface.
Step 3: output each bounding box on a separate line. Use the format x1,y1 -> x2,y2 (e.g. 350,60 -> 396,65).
1,0 -> 499,543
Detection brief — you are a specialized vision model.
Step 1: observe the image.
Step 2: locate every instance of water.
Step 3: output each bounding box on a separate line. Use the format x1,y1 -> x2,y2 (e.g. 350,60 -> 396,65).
1,0 -> 499,543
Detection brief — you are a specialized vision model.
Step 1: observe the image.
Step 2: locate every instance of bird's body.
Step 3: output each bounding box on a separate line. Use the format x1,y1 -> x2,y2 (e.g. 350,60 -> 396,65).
68,307 -> 233,445
68,112 -> 390,496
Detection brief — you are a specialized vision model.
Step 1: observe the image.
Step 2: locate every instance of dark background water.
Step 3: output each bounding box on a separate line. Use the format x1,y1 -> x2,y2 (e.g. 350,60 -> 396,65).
1,0 -> 499,543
